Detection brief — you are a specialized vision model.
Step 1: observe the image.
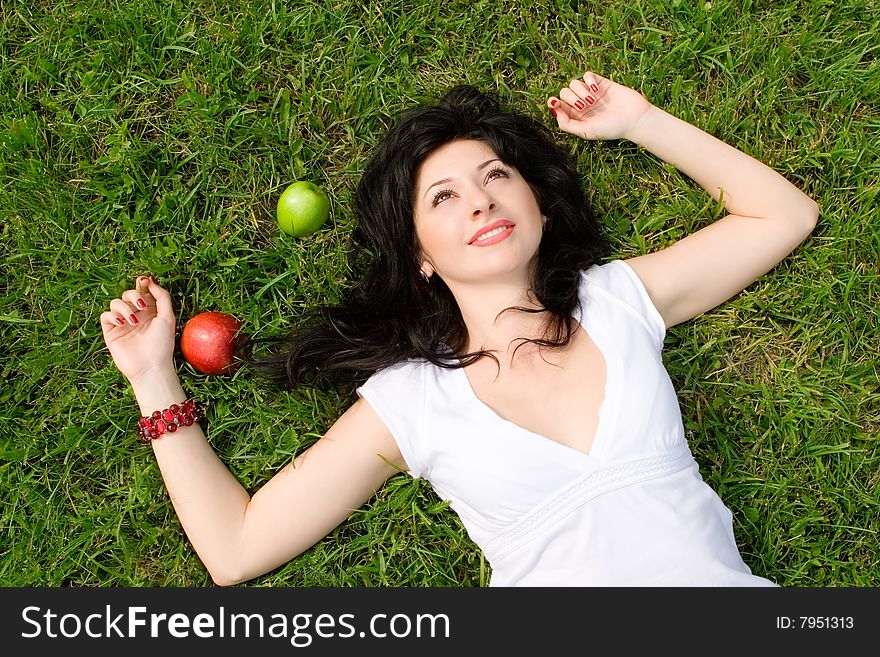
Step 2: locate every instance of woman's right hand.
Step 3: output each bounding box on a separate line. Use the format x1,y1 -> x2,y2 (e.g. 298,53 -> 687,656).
546,71 -> 654,142
100,276 -> 177,385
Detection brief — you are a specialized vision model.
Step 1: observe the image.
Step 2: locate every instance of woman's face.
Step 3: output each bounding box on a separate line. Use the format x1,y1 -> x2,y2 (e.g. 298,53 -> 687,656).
412,139 -> 545,287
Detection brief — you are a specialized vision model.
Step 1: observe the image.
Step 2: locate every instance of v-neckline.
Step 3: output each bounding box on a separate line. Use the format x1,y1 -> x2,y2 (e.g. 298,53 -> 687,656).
451,300 -> 614,459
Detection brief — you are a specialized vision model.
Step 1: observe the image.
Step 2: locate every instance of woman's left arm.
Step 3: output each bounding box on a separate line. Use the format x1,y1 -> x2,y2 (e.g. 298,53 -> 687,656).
550,73 -> 820,329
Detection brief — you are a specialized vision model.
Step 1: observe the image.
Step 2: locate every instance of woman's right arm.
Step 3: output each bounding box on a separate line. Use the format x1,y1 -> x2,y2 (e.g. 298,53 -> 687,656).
101,277 -> 403,586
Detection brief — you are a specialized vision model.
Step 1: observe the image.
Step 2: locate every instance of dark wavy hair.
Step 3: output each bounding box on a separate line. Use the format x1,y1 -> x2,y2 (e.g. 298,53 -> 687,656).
244,85 -> 609,394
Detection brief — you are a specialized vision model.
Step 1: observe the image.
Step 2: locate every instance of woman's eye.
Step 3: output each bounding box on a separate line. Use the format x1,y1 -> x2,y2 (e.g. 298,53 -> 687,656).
485,166 -> 510,183
432,189 -> 454,206
431,167 -> 509,207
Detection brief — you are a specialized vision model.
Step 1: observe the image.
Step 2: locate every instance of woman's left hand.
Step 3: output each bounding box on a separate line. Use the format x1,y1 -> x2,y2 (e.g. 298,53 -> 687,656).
547,71 -> 654,141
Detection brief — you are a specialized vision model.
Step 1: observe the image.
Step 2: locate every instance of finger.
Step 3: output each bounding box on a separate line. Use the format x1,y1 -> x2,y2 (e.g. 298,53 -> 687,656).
110,298 -> 141,325
580,72 -> 602,94
568,77 -> 590,100
558,87 -> 590,116
547,96 -> 577,130
122,288 -> 151,313
100,310 -> 126,335
547,96 -> 563,120
568,77 -> 603,109
580,72 -> 609,104
135,275 -> 151,292
145,277 -> 175,323
577,73 -> 601,106
583,71 -> 613,88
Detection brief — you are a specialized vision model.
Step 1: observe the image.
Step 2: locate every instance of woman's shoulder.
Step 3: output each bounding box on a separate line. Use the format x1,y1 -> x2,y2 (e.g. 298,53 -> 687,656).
579,259 -> 666,347
580,258 -> 640,298
358,356 -> 440,394
581,258 -> 640,288
355,356 -> 444,481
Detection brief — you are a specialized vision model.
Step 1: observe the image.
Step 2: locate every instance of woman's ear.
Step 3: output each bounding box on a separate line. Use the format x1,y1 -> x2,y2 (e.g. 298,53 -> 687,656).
420,262 -> 434,279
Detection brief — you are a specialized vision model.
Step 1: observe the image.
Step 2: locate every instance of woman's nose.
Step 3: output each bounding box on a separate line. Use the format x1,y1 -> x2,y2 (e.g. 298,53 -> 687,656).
471,192 -> 495,216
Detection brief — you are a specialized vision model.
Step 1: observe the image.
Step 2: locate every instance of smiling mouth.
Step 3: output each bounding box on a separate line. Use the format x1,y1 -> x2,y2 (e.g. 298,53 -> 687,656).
476,225 -> 509,241
469,221 -> 515,245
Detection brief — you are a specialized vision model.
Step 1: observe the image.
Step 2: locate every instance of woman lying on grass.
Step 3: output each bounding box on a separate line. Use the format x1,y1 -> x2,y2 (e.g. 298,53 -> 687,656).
100,71 -> 818,586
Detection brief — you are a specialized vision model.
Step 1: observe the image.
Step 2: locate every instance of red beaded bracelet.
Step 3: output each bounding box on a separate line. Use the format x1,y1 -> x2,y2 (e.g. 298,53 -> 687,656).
137,399 -> 205,444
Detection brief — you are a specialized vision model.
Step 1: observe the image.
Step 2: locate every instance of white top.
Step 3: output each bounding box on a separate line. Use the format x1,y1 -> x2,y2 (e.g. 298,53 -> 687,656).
357,260 -> 777,586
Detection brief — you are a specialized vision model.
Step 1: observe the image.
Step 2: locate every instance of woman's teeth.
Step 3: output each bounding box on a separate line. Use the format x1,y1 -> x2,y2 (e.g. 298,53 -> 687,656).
476,226 -> 509,242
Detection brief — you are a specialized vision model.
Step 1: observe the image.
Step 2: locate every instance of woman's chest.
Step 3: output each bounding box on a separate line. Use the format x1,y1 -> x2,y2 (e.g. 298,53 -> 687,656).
422,318 -> 686,528
464,327 -> 606,455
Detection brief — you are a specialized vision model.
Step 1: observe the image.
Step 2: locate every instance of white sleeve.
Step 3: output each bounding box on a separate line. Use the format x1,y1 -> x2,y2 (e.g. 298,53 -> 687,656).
356,361 -> 427,479
583,260 -> 666,350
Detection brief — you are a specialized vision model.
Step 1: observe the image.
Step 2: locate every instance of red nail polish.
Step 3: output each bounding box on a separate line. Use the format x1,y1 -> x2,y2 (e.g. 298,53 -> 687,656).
591,84 -> 599,92
130,314 -> 139,324
586,96 -> 595,104
136,299 -> 146,308
550,99 -> 558,107
551,108 -> 557,117
575,100 -> 585,110
115,317 -> 125,326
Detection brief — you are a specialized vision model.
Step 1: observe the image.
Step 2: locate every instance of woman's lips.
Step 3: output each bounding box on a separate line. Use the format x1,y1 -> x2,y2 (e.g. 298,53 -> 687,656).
469,220 -> 515,246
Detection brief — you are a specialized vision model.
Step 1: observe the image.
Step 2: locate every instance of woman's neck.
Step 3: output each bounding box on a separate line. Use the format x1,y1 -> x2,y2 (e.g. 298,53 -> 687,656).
446,277 -> 549,358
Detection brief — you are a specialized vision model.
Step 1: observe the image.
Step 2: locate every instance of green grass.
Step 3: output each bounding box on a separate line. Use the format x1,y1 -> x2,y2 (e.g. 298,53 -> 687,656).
1,0 -> 877,586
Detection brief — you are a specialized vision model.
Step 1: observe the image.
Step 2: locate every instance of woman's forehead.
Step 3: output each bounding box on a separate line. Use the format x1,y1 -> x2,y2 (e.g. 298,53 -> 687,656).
417,140 -> 501,185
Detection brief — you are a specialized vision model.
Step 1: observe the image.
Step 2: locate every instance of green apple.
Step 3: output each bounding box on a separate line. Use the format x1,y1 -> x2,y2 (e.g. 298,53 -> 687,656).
276,181 -> 330,237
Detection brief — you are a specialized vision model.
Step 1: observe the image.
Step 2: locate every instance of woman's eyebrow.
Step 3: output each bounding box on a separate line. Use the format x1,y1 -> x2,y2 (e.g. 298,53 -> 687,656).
423,158 -> 501,198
